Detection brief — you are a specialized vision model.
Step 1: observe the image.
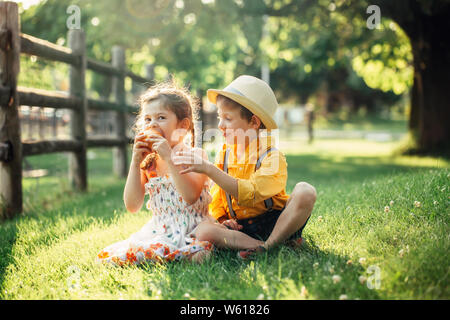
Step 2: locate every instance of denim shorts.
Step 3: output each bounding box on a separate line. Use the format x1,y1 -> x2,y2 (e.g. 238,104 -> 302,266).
235,208 -> 310,242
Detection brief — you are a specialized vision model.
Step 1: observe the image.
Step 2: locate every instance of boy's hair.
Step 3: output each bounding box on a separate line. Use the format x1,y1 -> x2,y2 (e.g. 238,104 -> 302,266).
135,79 -> 199,147
217,95 -> 266,129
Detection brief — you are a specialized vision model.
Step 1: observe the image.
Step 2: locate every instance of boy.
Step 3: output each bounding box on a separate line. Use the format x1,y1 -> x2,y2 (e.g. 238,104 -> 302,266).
173,75 -> 316,259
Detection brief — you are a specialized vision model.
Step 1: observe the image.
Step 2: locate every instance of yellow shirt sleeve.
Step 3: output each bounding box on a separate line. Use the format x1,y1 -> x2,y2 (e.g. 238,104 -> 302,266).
208,182 -> 227,220
237,150 -> 288,208
208,147 -> 227,220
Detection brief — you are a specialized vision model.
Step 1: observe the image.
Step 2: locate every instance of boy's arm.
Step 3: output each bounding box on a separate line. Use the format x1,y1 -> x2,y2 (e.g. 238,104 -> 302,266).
173,149 -> 287,207
202,152 -> 287,208
234,151 -> 288,208
173,148 -> 239,198
205,164 -> 239,199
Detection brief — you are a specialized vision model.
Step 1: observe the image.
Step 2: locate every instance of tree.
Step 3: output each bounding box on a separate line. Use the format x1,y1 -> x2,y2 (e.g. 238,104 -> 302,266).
371,0 -> 450,153
264,7 -> 403,111
19,0 -> 247,93
20,0 -> 443,153
254,0 -> 448,153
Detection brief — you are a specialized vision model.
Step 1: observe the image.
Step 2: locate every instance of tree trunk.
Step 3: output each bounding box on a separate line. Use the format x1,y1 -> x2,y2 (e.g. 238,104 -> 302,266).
411,25 -> 450,152
396,3 -> 450,153
374,0 -> 450,154
411,34 -> 450,152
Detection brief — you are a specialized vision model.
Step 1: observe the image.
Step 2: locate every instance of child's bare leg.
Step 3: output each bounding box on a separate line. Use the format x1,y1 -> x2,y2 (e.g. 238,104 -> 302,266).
190,250 -> 212,263
264,182 -> 316,249
195,218 -> 264,250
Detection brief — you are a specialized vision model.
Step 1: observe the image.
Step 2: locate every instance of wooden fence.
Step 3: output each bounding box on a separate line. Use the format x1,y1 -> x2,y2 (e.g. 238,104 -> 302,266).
0,2 -> 154,219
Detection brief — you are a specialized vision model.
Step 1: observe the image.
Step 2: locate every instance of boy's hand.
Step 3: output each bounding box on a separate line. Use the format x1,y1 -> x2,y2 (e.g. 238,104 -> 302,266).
222,219 -> 243,231
172,150 -> 211,175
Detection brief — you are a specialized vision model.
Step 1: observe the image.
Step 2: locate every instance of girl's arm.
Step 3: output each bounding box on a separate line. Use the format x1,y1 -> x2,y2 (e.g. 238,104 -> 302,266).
123,135 -> 150,213
149,134 -> 208,206
123,157 -> 148,213
167,148 -> 209,205
173,150 -> 238,198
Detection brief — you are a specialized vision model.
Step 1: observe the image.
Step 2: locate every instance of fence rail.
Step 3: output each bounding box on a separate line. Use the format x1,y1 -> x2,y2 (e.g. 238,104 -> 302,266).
20,33 -> 78,66
17,87 -> 80,110
22,139 -> 82,156
0,2 -> 152,219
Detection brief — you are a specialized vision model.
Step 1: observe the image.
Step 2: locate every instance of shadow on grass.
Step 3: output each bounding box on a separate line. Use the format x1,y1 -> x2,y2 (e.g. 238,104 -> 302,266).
0,175 -> 127,293
135,237 -> 381,300
0,221 -> 17,296
1,150 -> 443,299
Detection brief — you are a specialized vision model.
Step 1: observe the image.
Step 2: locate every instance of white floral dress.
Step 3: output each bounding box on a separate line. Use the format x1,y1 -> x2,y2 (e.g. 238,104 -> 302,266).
97,174 -> 212,266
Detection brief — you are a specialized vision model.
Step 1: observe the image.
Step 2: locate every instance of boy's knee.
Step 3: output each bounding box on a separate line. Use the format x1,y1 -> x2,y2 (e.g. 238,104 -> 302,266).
292,182 -> 317,207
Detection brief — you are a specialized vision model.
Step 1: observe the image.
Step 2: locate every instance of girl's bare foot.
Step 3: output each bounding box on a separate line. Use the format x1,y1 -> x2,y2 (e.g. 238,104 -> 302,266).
189,250 -> 212,263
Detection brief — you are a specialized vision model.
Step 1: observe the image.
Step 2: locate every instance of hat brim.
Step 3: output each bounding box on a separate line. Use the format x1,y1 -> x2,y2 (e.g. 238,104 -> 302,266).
207,89 -> 278,130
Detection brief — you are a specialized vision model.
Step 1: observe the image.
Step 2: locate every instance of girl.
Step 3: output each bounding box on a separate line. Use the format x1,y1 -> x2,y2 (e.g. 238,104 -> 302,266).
97,82 -> 212,266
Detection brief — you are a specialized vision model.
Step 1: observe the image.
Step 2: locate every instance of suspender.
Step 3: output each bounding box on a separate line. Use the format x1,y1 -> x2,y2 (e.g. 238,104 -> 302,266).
223,147 -> 278,219
223,148 -> 236,219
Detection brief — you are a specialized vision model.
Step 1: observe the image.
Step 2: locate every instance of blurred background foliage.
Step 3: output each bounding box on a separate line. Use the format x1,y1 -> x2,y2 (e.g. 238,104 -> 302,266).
16,0 -> 412,113
15,0 -> 450,154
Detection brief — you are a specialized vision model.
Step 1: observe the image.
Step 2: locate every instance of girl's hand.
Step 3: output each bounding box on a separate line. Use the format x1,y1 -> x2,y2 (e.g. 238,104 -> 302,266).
222,219 -> 243,231
132,133 -> 152,166
147,134 -> 172,162
172,149 -> 211,175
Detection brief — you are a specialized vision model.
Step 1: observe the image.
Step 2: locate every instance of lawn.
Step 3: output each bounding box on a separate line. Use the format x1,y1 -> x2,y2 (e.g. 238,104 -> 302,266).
0,137 -> 448,300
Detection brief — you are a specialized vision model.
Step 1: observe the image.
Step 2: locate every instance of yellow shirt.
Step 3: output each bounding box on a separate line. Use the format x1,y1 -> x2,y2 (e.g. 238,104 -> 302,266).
209,137 -> 289,221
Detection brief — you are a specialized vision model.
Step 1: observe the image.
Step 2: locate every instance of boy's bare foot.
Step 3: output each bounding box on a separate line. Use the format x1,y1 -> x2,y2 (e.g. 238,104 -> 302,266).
237,245 -> 267,260
286,237 -> 304,249
189,250 -> 212,263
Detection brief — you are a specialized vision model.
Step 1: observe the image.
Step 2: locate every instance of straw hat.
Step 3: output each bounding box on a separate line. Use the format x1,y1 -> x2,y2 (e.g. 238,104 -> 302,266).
207,75 -> 279,130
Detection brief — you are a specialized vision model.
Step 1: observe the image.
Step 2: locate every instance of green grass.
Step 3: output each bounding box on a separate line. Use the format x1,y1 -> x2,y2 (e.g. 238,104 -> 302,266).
0,140 -> 449,300
313,112 -> 408,133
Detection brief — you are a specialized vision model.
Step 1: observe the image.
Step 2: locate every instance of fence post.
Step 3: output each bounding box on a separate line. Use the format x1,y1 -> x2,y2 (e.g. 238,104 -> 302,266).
196,88 -> 205,148
68,29 -> 87,191
0,2 -> 22,219
112,46 -> 127,177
